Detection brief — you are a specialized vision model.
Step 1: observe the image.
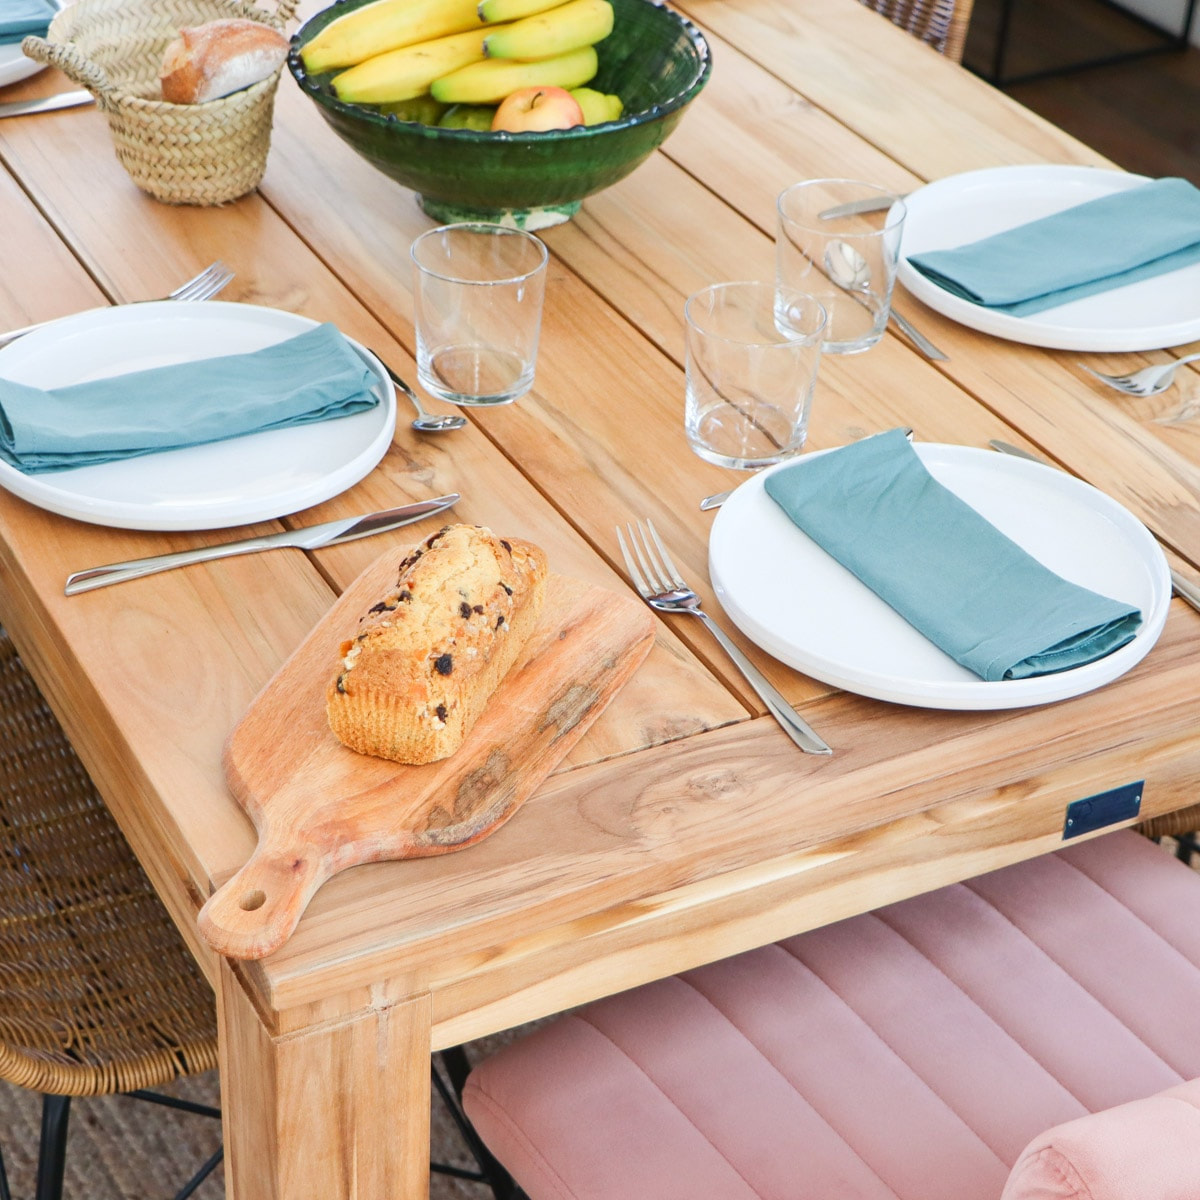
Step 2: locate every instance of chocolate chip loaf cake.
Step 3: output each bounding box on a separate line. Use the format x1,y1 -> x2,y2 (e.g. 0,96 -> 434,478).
326,524 -> 548,764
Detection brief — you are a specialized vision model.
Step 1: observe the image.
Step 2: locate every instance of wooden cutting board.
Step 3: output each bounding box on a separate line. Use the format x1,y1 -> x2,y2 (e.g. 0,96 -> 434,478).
198,548 -> 655,960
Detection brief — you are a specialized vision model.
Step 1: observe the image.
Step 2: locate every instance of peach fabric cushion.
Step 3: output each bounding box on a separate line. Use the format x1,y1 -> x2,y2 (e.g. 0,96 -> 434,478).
464,832 -> 1200,1200
1001,1076 -> 1200,1200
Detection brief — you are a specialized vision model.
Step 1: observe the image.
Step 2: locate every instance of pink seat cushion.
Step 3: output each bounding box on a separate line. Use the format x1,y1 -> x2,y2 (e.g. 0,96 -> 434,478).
463,832 -> 1200,1200
1001,1076 -> 1200,1200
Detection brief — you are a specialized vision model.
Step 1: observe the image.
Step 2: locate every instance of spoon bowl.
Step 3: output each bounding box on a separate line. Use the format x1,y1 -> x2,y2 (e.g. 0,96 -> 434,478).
824,240 -> 947,360
376,356 -> 467,432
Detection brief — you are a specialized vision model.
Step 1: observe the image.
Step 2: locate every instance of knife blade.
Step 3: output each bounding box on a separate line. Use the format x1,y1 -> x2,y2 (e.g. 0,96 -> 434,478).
0,90 -> 94,119
64,494 -> 459,595
989,440 -> 1200,616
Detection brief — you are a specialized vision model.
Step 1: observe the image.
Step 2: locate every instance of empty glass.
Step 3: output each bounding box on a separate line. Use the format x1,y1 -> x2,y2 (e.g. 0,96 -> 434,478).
411,223 -> 548,406
684,281 -> 826,471
776,179 -> 907,354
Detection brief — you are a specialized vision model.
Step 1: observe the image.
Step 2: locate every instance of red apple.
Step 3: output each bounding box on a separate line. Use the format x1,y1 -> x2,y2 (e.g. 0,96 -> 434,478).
491,86 -> 584,133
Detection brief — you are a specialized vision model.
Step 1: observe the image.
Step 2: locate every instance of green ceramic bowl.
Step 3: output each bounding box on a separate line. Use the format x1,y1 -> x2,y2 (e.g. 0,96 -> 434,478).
288,0 -> 711,229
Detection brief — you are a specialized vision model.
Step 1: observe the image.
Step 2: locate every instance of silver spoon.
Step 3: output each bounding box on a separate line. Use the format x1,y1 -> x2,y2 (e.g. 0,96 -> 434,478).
376,356 -> 466,432
823,240 -> 948,362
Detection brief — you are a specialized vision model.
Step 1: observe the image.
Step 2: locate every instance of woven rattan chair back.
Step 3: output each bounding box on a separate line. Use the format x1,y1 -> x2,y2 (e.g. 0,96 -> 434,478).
0,625 -> 220,1200
858,0 -> 976,61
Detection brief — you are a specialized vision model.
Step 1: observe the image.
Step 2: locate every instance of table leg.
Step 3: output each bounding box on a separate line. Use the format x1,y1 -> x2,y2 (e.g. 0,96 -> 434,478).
216,959 -> 434,1199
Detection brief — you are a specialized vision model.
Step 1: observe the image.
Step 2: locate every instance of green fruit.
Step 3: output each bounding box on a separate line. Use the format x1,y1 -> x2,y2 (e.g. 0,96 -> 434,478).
381,95 -> 449,124
438,103 -> 498,130
569,86 -> 622,125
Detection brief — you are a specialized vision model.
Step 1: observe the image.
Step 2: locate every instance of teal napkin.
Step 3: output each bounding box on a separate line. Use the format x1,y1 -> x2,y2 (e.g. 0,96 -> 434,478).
906,177 -> 1200,316
0,322 -> 380,474
763,429 -> 1142,681
2,0 -> 56,44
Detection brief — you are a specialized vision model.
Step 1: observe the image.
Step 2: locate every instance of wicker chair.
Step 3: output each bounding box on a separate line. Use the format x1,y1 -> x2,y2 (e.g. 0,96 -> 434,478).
0,624 -> 515,1199
0,625 -> 222,1200
858,0 -> 976,62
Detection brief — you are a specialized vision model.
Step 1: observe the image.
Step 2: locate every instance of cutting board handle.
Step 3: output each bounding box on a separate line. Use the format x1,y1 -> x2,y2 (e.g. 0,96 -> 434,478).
199,841 -> 327,960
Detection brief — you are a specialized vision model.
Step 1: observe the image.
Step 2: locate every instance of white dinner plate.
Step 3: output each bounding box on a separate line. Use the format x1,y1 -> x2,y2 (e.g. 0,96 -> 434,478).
0,42 -> 45,88
896,164 -> 1200,351
0,301 -> 397,530
708,444 -> 1171,710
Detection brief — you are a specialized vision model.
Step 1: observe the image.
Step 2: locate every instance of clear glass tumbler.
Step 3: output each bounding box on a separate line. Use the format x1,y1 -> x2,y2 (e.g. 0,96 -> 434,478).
684,281 -> 827,471
411,223 -> 548,406
776,179 -> 907,355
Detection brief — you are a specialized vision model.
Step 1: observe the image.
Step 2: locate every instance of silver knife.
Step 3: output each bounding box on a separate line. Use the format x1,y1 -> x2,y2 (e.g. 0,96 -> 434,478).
64,494 -> 459,595
989,440 -> 1200,615
889,309 -> 948,361
0,90 -> 93,119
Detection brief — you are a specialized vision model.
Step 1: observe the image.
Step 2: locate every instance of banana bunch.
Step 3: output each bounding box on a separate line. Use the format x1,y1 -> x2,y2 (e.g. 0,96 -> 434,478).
303,0 -> 616,111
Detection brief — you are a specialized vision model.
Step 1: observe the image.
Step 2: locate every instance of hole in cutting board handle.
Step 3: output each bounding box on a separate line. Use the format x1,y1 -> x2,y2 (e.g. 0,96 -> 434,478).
240,889 -> 267,911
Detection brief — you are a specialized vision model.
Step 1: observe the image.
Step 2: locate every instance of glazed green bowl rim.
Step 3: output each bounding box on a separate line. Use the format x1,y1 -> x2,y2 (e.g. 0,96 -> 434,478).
287,0 -> 712,143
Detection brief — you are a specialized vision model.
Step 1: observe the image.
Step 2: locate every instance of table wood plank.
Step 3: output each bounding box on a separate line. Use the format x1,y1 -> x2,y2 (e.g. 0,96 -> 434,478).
256,605 -> 1200,1016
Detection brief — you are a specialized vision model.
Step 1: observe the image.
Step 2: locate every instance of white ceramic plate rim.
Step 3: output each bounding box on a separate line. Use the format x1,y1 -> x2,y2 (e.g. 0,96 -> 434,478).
708,444 -> 1171,710
0,0 -> 62,88
0,301 -> 396,530
0,41 -> 45,88
896,164 -> 1200,351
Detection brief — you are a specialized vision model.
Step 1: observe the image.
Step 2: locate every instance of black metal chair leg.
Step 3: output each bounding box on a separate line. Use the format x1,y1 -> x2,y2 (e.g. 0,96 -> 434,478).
433,1052 -> 521,1199
35,1094 -> 71,1200
0,1142 -> 12,1200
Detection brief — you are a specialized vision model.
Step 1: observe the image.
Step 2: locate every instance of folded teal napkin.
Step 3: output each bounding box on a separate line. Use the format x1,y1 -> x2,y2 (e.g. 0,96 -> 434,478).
2,0 -> 57,44
0,322 -> 380,474
763,429 -> 1142,681
906,177 -> 1200,316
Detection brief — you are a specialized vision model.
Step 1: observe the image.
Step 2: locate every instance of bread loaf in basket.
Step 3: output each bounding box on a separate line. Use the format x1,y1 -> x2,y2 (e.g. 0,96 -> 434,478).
22,0 -> 297,206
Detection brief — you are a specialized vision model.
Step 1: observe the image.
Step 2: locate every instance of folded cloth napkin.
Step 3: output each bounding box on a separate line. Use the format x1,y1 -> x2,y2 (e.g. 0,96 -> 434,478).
906,177 -> 1200,316
2,0 -> 57,44
763,429 -> 1142,681
0,322 -> 380,473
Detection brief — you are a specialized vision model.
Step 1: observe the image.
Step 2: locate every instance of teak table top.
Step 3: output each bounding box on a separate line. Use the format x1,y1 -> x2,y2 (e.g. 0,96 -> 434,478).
1,1 -> 1198,1196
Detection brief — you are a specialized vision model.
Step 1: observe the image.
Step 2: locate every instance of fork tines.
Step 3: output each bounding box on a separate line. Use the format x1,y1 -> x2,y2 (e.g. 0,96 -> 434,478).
618,518 -> 683,599
171,260 -> 234,303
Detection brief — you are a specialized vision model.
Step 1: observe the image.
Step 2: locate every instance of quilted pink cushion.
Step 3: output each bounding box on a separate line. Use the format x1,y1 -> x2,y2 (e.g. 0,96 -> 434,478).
464,831 -> 1200,1200
1001,1077 -> 1200,1200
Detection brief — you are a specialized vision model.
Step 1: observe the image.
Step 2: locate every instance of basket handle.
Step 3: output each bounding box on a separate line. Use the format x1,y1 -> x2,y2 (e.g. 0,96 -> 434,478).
20,36 -> 114,101
258,0 -> 302,28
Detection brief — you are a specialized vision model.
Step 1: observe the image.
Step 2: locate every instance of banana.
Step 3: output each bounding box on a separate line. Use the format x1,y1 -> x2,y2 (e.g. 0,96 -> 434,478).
483,0 -> 612,60
430,44 -> 598,104
476,0 -> 570,22
301,0 -> 484,75
570,86 -> 622,125
332,26 -> 493,104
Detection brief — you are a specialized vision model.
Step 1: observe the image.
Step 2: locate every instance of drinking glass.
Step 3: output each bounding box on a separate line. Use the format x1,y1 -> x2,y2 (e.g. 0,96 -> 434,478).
684,281 -> 826,471
776,179 -> 907,354
411,222 -> 548,406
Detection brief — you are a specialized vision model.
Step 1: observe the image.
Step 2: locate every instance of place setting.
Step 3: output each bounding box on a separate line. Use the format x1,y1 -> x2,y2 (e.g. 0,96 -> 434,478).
615,176 -> 1176,757
896,163 -> 1200,353
0,215 -> 557,594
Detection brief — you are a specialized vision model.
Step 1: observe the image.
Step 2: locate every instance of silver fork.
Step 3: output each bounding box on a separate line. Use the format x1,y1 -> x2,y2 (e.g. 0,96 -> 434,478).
0,260 -> 235,349
1078,352 -> 1200,397
616,518 -> 833,755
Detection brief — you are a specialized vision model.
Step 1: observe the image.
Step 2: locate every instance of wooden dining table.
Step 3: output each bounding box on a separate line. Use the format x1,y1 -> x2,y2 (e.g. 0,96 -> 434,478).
2,1 -> 1200,1196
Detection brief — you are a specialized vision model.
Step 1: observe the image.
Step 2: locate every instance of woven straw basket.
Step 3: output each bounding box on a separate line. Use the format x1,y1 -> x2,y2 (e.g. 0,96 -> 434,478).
23,0 -> 299,206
